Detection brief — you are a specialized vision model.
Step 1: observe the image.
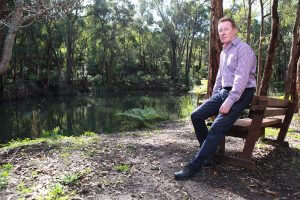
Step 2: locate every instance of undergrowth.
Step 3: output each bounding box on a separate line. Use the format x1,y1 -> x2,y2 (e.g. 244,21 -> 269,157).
116,107 -> 168,130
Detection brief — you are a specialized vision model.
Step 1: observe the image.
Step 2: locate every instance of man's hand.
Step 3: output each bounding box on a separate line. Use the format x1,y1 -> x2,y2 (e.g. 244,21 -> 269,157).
219,103 -> 231,114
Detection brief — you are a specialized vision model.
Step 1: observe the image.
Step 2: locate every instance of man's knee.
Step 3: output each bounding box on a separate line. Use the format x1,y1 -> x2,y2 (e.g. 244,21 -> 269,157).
191,108 -> 205,122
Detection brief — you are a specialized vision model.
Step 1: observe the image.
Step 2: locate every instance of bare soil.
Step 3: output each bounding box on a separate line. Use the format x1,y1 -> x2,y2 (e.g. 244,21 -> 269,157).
0,118 -> 300,200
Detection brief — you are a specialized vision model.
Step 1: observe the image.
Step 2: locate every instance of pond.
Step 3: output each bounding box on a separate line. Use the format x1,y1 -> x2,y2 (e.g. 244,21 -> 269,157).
0,91 -> 195,144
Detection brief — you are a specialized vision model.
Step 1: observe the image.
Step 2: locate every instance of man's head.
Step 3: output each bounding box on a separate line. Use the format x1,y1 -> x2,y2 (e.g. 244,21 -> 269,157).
218,17 -> 237,46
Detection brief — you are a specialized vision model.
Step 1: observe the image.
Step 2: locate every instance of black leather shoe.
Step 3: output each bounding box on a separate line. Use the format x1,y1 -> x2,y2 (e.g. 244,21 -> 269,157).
174,166 -> 202,180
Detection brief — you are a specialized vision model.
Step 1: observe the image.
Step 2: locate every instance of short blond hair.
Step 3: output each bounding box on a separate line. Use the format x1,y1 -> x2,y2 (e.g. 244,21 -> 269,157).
218,16 -> 237,29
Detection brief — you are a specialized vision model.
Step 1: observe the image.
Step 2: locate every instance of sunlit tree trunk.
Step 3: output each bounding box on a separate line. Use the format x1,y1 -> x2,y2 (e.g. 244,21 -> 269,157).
257,0 -> 265,92
297,57 -> 300,113
246,0 -> 252,44
258,0 -> 279,96
206,0 -> 223,98
0,0 -> 24,75
284,0 -> 300,100
0,0 -> 7,95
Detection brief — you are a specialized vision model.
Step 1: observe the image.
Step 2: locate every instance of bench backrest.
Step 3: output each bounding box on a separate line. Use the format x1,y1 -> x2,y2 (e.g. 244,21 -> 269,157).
249,95 -> 295,118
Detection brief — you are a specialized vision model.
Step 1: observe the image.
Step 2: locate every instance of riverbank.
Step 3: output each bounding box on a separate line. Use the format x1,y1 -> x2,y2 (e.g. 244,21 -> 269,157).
0,118 -> 300,199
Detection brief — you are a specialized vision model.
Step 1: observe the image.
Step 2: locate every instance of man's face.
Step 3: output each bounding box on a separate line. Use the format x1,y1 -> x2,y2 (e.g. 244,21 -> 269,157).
218,21 -> 237,46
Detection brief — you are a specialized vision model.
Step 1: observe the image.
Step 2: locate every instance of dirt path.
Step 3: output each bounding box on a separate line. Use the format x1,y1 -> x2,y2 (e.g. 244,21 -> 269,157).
0,119 -> 299,200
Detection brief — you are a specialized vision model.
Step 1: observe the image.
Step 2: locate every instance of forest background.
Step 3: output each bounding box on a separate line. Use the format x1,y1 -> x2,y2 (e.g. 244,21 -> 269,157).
0,0 -> 299,109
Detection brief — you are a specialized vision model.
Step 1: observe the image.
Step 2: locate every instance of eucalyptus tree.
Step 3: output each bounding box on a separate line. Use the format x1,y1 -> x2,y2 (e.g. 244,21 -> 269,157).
86,0 -> 135,89
283,0 -> 299,101
150,0 -> 209,87
258,0 -> 279,96
206,0 -> 223,97
182,0 -> 209,87
0,0 -> 82,77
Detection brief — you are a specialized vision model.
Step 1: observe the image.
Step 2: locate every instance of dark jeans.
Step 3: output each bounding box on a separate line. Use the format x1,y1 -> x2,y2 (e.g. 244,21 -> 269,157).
189,88 -> 255,169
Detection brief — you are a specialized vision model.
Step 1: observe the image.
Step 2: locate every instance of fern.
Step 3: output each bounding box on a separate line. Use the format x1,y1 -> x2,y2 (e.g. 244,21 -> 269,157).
116,107 -> 168,130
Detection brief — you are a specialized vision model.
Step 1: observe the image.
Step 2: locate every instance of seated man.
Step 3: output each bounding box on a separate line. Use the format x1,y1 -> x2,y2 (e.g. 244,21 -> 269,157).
175,16 -> 257,180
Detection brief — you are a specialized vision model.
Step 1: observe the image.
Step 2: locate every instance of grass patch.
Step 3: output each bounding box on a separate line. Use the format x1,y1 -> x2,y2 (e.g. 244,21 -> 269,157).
0,129 -> 99,152
264,128 -> 300,140
178,96 -> 195,118
43,183 -> 70,200
0,163 -> 13,189
0,138 -> 47,150
255,142 -> 268,149
61,172 -> 81,185
17,181 -> 33,194
264,128 -> 278,139
114,164 -> 131,173
287,132 -> 300,140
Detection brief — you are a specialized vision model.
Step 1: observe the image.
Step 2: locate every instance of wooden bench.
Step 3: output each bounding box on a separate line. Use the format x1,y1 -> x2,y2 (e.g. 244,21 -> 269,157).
214,95 -> 296,171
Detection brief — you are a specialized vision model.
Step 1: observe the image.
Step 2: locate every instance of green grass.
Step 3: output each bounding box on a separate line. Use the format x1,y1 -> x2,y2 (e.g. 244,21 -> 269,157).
0,129 -> 99,151
17,181 -> 33,194
178,96 -> 196,118
44,183 -> 69,200
264,127 -> 300,141
264,128 -> 278,139
114,164 -> 131,173
0,163 -> 13,189
61,172 -> 81,185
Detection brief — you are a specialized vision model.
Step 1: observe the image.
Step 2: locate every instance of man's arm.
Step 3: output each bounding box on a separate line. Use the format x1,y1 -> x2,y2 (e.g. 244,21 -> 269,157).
219,45 -> 256,114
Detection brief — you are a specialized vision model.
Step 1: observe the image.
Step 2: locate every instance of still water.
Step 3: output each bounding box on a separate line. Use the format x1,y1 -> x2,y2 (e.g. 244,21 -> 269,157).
0,91 -> 190,144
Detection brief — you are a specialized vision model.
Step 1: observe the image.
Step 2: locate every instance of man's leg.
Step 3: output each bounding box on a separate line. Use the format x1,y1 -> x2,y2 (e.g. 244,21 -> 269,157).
191,92 -> 223,146
175,88 -> 254,179
189,88 -> 254,169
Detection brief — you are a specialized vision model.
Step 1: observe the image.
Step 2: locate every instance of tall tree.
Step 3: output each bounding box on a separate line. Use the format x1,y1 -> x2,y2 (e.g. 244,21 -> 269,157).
206,0 -> 223,98
0,0 -> 81,76
257,0 -> 270,92
258,0 -> 279,96
284,0 -> 300,100
246,0 -> 253,44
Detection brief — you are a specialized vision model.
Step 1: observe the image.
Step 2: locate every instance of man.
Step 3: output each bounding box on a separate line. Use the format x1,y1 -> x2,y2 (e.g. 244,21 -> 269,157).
174,16 -> 257,180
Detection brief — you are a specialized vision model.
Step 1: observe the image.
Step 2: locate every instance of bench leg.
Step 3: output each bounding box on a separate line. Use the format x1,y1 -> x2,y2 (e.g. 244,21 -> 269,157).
276,102 -> 296,143
240,120 -> 263,160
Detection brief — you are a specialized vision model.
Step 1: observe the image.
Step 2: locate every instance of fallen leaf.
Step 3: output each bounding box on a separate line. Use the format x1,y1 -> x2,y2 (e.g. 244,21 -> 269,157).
264,189 -> 280,197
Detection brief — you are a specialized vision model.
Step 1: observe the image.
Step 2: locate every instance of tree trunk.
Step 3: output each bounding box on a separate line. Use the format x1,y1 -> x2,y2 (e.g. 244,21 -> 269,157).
66,16 -> 75,84
284,0 -> 300,100
0,0 -> 24,75
206,0 -> 223,98
0,0 -> 7,96
297,57 -> 300,113
258,0 -> 279,96
246,0 -> 252,44
171,38 -> 178,83
257,0 -> 265,93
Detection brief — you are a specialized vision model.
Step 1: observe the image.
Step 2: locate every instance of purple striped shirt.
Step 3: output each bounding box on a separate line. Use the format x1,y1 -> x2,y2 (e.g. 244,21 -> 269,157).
212,37 -> 257,108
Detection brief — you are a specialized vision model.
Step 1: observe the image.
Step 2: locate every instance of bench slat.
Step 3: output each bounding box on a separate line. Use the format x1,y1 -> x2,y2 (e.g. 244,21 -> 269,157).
264,107 -> 287,117
233,117 -> 282,131
256,96 -> 290,107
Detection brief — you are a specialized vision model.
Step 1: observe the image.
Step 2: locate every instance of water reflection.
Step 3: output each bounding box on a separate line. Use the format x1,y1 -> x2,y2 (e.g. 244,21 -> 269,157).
0,91 -> 188,144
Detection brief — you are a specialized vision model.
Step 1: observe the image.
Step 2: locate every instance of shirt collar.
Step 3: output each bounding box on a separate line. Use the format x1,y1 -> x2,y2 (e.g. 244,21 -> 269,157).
223,37 -> 240,50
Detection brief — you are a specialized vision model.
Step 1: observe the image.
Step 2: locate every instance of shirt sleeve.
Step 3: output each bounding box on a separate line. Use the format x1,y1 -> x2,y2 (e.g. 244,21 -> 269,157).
223,45 -> 256,108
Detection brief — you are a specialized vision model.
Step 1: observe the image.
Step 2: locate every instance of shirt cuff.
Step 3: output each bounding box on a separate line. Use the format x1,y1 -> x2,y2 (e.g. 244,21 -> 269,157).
223,97 -> 235,110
